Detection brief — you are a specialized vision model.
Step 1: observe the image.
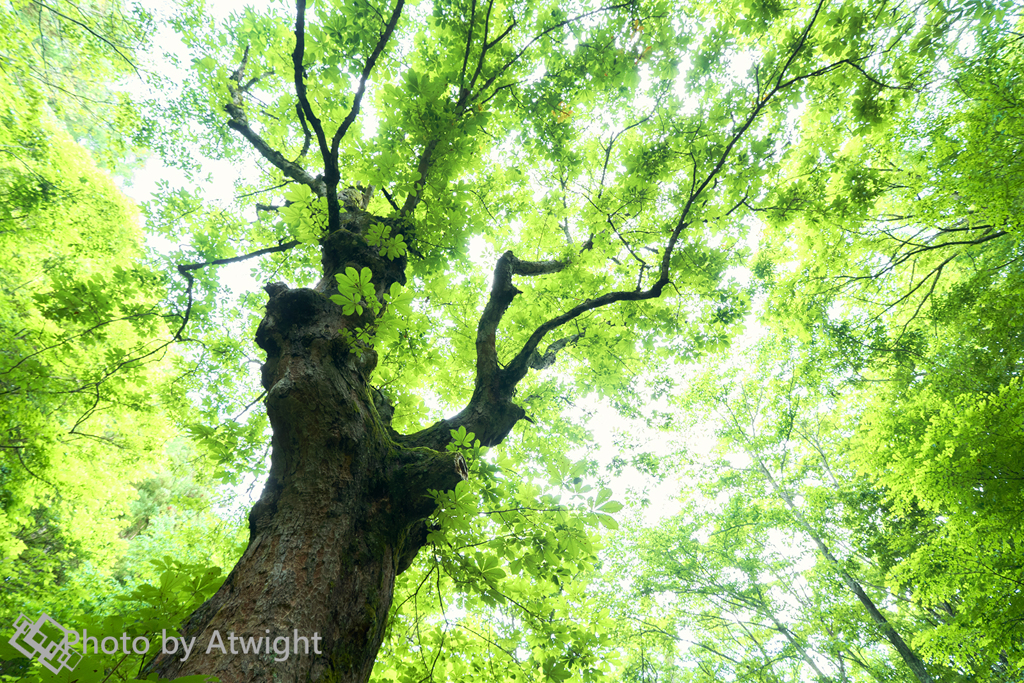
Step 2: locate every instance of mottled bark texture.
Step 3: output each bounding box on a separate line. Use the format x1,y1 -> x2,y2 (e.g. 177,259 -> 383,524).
147,211 -> 469,683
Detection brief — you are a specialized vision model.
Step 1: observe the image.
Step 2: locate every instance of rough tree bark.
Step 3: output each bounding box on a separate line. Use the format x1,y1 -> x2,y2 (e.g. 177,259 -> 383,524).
151,199 -> 557,681
151,196 -> 614,683
149,211 -> 474,682
151,191 -> 569,683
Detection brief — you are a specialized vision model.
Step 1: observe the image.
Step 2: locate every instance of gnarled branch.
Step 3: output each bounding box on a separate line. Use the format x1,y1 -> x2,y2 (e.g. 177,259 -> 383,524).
475,251 -> 567,387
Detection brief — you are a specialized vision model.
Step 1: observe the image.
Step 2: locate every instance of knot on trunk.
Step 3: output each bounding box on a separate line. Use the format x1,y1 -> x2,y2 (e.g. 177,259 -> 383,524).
315,214 -> 407,298
390,448 -> 468,525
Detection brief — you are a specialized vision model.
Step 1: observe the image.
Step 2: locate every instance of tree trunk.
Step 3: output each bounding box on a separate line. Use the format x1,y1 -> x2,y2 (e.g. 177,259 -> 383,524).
753,458 -> 936,683
147,212 -> 469,683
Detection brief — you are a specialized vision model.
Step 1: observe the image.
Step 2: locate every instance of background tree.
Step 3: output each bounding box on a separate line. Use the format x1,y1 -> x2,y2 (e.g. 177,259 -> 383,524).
0,60 -> 168,620
602,337 -> 951,683
755,9 -> 1023,676
598,9 -> 1023,682
0,5 -> 244,679
583,10 -> 1023,683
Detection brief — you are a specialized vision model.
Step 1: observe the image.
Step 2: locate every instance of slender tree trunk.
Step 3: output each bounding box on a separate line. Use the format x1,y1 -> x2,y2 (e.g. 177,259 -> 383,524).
146,212 -> 468,683
753,458 -> 937,683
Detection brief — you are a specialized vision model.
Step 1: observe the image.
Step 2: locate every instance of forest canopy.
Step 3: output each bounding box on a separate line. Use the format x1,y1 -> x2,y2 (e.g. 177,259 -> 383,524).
0,0 -> 1021,682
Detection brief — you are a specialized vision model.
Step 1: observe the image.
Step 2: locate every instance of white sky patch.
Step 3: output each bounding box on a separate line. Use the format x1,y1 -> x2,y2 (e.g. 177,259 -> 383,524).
726,49 -> 758,83
524,62 -> 547,85
560,389 -> 721,527
633,65 -> 656,111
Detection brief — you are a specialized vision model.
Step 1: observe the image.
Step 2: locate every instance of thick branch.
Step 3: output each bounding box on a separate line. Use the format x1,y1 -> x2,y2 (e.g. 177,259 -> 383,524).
225,48 -> 325,194
391,450 -> 468,523
528,334 -> 581,370
475,251 -> 567,386
502,280 -> 665,387
226,120 -> 325,193
331,0 -> 406,155
396,253 -> 566,451
293,102 -> 312,160
292,0 -> 342,232
292,0 -> 331,168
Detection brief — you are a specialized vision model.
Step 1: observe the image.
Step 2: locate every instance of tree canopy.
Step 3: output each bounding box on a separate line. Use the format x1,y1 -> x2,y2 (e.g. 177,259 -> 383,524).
0,0 -> 1021,681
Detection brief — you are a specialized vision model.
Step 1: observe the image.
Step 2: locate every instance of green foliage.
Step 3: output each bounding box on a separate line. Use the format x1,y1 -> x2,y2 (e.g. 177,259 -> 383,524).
332,266 -> 377,316
0,32 -> 241,683
281,184 -> 329,243
750,16 -> 1024,677
366,222 -> 408,260
383,435 -> 623,683
0,65 -> 171,615
3,0 -> 1023,681
0,556 -> 225,683
0,0 -> 153,172
144,0 -> 1021,678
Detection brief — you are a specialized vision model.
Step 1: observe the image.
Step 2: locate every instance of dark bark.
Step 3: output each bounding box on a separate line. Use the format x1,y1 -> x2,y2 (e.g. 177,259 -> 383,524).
147,211 -> 468,683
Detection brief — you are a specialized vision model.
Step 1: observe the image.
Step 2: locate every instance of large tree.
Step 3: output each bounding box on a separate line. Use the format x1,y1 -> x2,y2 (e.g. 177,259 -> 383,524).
133,0 -> 985,681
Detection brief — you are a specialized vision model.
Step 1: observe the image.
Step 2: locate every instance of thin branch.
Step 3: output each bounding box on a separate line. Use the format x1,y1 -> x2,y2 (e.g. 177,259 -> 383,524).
404,2 -> 633,217
380,186 -> 401,212
465,0 -> 495,99
458,0 -> 479,96
401,139 -> 439,215
476,2 -> 633,98
7,441 -> 63,500
599,116 -> 652,198
236,181 -> 290,200
172,241 -> 299,344
177,240 -> 301,274
30,0 -> 142,78
292,1 -> 331,168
